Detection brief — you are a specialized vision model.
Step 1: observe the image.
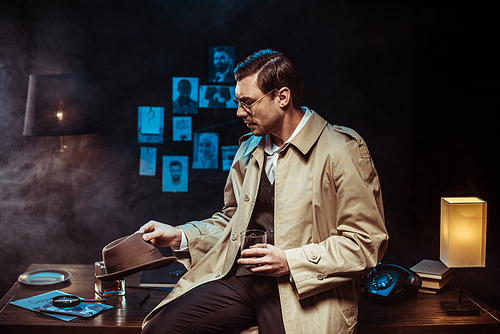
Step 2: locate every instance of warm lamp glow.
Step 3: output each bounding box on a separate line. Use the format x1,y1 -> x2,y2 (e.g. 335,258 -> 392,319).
440,196 -> 487,316
23,74 -> 97,137
440,197 -> 487,268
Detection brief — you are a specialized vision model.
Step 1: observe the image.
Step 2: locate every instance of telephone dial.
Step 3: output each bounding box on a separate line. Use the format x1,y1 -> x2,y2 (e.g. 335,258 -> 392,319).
361,263 -> 422,305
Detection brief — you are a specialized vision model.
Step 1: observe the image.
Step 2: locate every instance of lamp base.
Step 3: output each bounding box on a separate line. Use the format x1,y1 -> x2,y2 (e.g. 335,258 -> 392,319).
441,301 -> 480,316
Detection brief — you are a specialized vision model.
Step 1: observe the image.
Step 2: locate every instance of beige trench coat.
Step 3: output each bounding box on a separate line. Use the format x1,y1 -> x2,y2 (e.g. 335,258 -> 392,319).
143,110 -> 388,333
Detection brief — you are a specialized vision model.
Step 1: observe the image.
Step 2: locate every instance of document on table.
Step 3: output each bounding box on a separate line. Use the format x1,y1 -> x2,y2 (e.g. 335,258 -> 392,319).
10,290 -> 113,322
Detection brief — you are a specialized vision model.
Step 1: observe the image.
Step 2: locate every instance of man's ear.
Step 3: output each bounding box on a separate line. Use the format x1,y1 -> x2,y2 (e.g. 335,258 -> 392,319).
277,87 -> 292,108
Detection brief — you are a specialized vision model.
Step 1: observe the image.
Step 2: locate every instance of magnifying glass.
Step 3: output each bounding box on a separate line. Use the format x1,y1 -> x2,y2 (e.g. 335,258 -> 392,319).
52,295 -> 106,308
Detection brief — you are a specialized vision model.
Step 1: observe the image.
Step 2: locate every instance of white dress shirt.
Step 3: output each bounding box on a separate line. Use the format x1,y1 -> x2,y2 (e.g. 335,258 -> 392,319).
264,107 -> 311,184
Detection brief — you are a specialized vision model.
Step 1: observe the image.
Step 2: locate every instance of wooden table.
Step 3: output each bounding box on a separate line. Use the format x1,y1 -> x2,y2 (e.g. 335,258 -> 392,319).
358,284 -> 500,333
0,264 -> 171,334
1,264 -> 499,333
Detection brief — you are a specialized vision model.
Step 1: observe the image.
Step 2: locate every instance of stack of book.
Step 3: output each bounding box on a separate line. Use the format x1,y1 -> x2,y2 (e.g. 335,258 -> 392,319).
410,259 -> 454,294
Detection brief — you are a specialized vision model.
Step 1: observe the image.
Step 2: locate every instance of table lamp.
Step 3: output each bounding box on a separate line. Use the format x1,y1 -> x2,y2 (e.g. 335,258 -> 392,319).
440,197 -> 487,316
23,74 -> 97,151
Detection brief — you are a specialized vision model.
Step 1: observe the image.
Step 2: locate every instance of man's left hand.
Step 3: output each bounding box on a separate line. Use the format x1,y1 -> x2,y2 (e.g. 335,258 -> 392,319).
237,244 -> 290,277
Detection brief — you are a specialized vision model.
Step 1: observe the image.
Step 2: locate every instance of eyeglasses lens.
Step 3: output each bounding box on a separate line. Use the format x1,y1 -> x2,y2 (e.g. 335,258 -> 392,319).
233,98 -> 252,114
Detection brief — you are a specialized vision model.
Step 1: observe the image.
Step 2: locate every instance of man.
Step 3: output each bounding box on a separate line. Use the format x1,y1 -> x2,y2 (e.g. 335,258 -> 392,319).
140,49 -> 388,334
163,157 -> 187,193
172,79 -> 197,114
211,46 -> 233,83
169,160 -> 182,186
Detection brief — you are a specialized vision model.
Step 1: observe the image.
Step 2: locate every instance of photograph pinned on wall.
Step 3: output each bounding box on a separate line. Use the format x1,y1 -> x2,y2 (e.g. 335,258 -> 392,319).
138,106 -> 164,143
221,145 -> 238,171
172,77 -> 198,114
139,147 -> 157,176
162,156 -> 188,193
208,46 -> 235,83
172,116 -> 192,141
199,85 -> 237,109
193,132 -> 218,169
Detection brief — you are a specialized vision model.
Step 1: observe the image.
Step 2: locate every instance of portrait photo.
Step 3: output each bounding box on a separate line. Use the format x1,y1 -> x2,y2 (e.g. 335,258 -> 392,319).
221,145 -> 238,171
162,156 -> 188,192
208,46 -> 235,83
192,132 -> 218,169
172,77 -> 198,114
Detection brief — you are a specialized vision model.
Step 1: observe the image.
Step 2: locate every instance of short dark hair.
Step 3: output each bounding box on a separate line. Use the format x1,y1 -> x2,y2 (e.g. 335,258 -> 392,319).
170,160 -> 182,169
178,79 -> 191,88
234,49 -> 304,109
213,46 -> 229,56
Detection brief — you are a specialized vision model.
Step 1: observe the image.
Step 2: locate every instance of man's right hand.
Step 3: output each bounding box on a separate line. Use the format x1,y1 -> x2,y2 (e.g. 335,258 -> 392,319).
139,220 -> 183,248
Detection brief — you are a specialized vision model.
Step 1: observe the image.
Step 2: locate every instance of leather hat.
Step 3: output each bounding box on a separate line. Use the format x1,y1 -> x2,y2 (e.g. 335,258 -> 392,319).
96,232 -> 177,282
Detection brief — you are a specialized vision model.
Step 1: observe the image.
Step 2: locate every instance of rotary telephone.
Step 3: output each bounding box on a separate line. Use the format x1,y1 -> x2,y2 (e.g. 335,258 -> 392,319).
361,263 -> 422,305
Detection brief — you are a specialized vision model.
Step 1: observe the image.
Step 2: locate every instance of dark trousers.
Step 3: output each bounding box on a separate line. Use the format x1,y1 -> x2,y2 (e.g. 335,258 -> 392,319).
141,271 -> 286,334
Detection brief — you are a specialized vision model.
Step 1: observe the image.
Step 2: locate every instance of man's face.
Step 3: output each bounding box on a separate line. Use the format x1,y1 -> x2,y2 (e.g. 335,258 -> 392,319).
178,81 -> 191,98
234,73 -> 282,138
170,164 -> 182,181
213,51 -> 230,73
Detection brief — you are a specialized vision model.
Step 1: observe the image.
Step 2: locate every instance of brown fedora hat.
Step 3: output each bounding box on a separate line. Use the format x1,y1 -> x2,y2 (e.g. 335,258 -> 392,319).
96,232 -> 177,282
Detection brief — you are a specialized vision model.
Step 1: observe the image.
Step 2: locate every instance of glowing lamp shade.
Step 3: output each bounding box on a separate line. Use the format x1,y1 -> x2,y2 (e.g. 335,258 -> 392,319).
440,197 -> 487,268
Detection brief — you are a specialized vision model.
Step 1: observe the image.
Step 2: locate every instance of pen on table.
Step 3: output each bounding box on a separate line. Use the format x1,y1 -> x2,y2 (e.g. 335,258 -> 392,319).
138,293 -> 150,307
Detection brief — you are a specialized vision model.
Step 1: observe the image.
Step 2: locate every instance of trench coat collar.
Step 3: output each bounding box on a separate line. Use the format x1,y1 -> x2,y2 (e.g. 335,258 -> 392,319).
288,109 -> 328,155
237,108 -> 328,161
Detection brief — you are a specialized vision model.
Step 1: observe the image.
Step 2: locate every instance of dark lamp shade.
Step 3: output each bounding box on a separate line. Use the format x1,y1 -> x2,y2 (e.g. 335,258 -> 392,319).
24,74 -> 98,136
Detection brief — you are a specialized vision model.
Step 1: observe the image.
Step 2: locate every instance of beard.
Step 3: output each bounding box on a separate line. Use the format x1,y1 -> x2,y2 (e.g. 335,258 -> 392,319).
249,103 -> 282,138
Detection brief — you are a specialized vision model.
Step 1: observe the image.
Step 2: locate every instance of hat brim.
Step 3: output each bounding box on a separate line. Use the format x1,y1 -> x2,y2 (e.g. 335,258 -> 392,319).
96,256 -> 177,282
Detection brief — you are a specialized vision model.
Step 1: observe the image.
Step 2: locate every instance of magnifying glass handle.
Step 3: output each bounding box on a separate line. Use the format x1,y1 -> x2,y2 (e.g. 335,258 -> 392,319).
79,298 -> 106,302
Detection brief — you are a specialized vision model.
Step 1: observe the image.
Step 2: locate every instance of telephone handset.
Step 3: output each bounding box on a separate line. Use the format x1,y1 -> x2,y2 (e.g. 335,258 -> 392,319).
361,263 -> 422,305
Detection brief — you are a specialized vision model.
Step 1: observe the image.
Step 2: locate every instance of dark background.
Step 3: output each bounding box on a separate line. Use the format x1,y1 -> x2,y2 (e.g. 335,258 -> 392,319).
1,0 -> 497,312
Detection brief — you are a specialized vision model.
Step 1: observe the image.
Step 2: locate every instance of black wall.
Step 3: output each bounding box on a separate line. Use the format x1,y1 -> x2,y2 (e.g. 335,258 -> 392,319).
1,0 -> 497,312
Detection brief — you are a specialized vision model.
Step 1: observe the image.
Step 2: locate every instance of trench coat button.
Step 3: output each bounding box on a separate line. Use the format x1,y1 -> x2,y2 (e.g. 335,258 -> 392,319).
231,233 -> 237,241
215,272 -> 221,278
244,195 -> 250,202
311,253 -> 318,260
317,274 -> 324,280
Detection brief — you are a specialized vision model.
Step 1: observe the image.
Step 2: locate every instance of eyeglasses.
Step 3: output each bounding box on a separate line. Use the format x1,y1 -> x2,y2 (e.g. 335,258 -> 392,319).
232,88 -> 279,115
